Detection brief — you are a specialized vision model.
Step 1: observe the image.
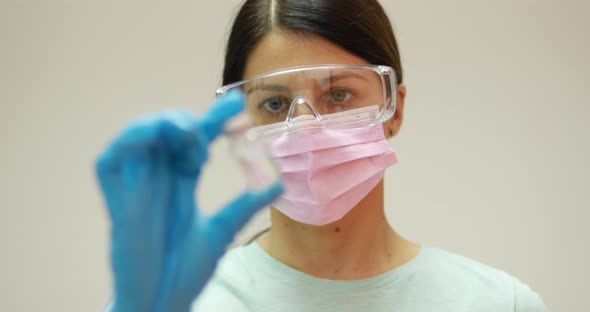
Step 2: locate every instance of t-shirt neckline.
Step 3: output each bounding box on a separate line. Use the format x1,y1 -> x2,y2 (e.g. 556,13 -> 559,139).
241,241 -> 429,291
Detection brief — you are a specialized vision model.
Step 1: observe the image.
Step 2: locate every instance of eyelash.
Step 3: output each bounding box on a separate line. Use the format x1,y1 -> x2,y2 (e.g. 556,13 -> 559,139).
325,88 -> 355,103
256,96 -> 290,115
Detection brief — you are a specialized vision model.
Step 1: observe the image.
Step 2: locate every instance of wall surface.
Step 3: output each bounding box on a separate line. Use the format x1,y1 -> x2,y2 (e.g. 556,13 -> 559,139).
1,0 -> 588,310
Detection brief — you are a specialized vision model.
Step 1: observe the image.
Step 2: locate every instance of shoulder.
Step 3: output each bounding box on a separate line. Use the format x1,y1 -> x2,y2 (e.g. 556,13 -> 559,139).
513,278 -> 548,312
420,246 -> 513,283
419,246 -> 547,311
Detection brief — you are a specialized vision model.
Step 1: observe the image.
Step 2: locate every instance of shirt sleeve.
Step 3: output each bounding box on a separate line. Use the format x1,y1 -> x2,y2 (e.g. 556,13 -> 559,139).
514,279 -> 548,312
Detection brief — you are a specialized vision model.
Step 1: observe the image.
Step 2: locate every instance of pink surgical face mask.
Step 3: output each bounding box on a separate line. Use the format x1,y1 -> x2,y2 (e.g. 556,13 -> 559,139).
258,106 -> 398,226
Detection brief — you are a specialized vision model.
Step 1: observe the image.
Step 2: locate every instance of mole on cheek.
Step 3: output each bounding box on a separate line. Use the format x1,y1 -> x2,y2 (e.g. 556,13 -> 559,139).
334,226 -> 341,233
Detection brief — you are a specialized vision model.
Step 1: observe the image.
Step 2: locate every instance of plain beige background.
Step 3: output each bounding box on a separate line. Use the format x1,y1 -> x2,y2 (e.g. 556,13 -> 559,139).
1,0 -> 588,311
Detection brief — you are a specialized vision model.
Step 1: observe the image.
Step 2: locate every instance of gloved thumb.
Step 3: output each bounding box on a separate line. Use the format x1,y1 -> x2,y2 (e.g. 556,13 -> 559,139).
205,182 -> 284,248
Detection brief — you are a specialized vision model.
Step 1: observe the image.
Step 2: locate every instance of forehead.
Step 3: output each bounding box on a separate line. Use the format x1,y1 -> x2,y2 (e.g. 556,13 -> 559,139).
243,31 -> 369,80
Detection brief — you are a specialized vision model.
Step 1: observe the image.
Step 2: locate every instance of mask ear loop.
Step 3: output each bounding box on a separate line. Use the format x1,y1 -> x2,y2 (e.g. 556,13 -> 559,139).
285,97 -> 323,127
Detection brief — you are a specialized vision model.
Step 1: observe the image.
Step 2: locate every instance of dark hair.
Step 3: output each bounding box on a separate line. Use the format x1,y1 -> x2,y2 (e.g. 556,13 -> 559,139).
222,0 -> 403,86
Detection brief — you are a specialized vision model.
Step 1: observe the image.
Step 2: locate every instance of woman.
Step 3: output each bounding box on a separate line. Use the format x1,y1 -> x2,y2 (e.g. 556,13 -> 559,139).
98,0 -> 547,311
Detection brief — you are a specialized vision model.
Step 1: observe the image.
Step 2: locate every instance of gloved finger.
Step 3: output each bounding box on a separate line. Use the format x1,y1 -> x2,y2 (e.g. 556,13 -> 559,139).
97,90 -> 243,176
158,111 -> 208,176
159,91 -> 245,175
96,114 -> 173,174
100,147 -> 171,230
95,151 -> 152,220
95,162 -> 123,218
165,174 -> 198,245
159,90 -> 244,152
205,181 -> 284,248
197,89 -> 244,143
96,112 -> 204,174
150,174 -> 200,312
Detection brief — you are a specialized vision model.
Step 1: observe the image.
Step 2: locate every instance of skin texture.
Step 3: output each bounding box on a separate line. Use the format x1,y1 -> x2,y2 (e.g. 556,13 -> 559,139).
244,30 -> 419,280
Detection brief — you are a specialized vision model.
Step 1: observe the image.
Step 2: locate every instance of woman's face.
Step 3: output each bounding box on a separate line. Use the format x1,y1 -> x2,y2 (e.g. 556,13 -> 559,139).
242,30 -> 406,137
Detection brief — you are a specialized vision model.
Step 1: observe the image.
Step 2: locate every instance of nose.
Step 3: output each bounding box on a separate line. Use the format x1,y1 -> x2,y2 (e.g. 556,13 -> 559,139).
293,98 -> 315,116
286,97 -> 322,125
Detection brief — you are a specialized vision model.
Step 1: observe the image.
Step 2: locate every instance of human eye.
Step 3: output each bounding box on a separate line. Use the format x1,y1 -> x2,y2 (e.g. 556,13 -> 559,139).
326,88 -> 354,104
257,96 -> 290,115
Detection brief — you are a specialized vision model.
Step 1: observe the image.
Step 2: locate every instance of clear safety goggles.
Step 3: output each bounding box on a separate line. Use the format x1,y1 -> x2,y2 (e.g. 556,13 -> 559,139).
216,64 -> 398,189
217,64 -> 397,139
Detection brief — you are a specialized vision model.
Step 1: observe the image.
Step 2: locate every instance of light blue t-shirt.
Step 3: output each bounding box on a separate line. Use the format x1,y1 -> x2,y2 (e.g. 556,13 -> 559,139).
193,243 -> 547,311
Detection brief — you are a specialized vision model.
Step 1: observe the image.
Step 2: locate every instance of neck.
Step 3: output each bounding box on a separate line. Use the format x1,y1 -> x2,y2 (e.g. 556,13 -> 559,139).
259,180 -> 419,280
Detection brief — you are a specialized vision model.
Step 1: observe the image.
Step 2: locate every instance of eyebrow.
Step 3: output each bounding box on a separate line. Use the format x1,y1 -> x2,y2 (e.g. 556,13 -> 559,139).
245,71 -> 369,94
325,71 -> 369,84
246,84 -> 289,95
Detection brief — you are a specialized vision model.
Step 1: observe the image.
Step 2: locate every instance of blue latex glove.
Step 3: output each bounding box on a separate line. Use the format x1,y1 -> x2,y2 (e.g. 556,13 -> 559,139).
96,91 -> 283,312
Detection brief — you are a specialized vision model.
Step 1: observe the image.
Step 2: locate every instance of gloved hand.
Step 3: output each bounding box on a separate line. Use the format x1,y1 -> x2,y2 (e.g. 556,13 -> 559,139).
96,91 -> 283,312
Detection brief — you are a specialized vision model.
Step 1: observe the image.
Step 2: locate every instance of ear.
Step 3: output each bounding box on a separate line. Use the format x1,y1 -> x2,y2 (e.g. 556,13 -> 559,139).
384,84 -> 406,139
